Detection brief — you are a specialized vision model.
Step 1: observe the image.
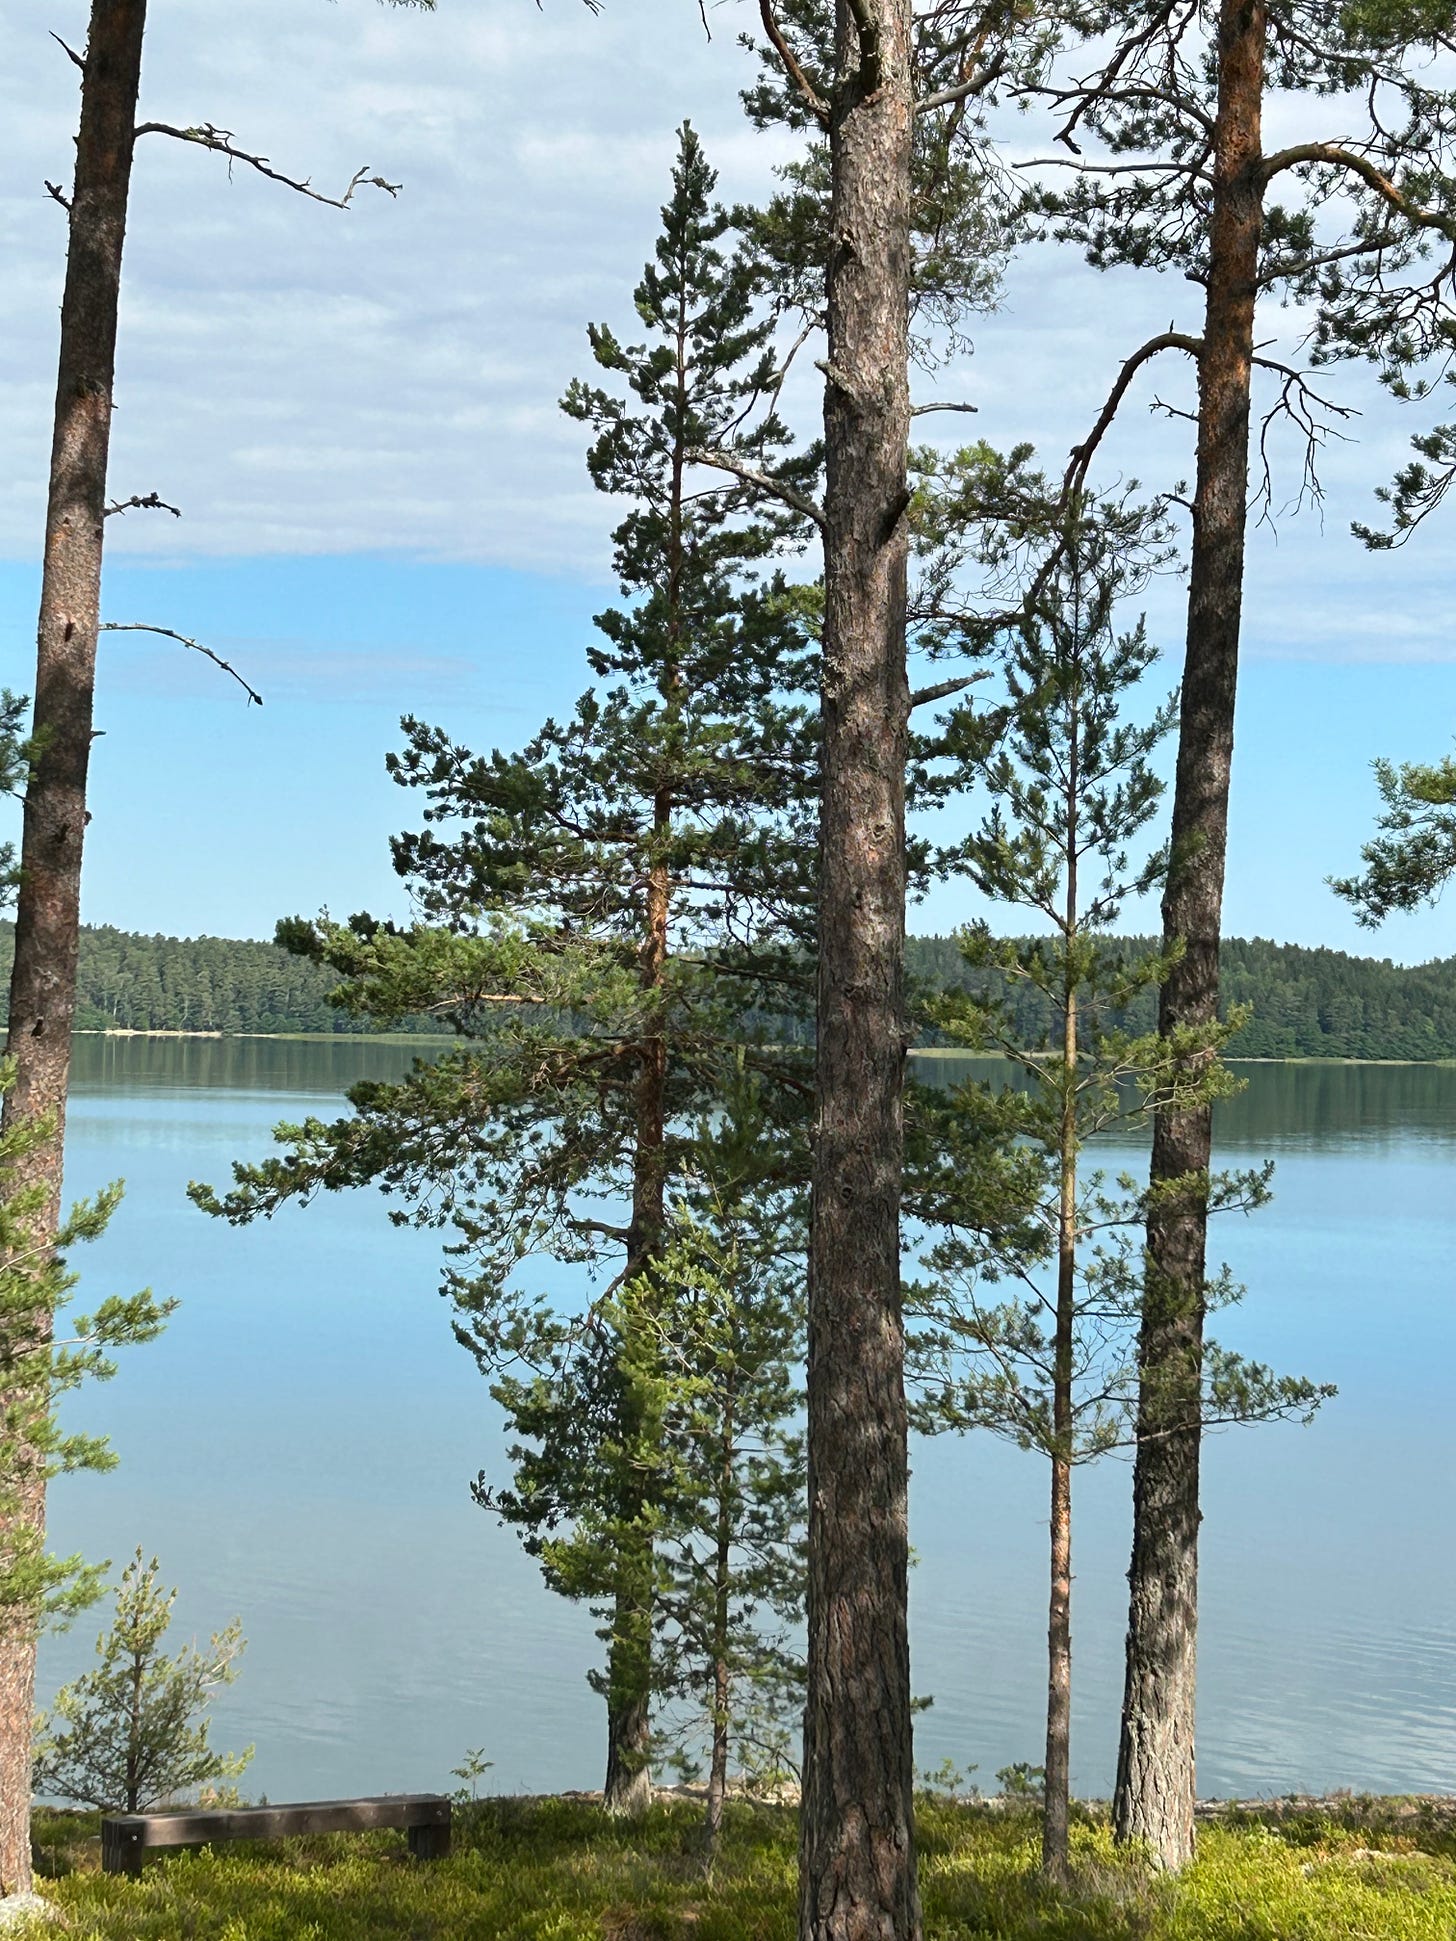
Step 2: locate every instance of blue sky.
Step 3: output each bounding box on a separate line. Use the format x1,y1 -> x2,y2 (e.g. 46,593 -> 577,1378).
2,0 -> 1451,963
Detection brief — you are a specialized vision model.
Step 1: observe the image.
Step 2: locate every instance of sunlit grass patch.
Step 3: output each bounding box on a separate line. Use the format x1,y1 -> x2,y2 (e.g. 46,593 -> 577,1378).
21,1794 -> 1456,1940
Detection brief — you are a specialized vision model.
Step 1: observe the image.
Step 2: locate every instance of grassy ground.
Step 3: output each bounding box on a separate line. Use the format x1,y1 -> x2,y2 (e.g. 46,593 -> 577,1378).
24,1795 -> 1456,1939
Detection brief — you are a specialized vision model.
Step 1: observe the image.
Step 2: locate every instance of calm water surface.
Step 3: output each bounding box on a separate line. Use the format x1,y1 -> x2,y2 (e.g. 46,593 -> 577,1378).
40,1038 -> 1456,1803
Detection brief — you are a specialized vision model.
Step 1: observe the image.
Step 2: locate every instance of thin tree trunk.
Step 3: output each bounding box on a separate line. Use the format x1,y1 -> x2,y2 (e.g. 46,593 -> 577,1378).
0,1 -> 147,1894
1114,0 -> 1266,1873
704,1389 -> 734,1862
800,0 -> 919,1933
603,1665 -> 653,1818
1044,861 -> 1078,1881
1044,1454 -> 1072,1876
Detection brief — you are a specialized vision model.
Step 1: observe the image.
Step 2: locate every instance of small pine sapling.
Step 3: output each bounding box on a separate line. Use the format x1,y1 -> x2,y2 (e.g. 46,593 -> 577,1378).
33,1550 -> 250,1813
636,1106 -> 805,1858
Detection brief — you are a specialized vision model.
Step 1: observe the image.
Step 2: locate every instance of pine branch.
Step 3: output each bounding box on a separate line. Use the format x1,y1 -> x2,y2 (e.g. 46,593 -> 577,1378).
687,449 -> 826,530
1262,141 -> 1456,244
758,0 -> 831,126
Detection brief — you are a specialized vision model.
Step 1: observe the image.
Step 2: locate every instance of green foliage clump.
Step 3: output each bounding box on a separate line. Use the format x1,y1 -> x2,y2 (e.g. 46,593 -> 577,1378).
0,1073 -> 172,1631
1332,750 -> 1456,929
34,1550 -> 251,1813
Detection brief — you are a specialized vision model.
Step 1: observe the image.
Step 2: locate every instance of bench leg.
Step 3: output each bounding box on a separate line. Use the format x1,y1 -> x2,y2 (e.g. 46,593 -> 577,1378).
407,1821 -> 451,1861
101,1826 -> 143,1877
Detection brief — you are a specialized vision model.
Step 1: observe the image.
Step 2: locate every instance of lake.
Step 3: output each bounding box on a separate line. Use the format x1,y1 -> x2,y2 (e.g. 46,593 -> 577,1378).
39,1037 -> 1456,1805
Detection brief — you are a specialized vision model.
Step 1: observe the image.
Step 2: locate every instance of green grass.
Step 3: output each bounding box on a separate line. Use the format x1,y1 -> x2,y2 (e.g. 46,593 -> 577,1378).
25,1795 -> 1456,1939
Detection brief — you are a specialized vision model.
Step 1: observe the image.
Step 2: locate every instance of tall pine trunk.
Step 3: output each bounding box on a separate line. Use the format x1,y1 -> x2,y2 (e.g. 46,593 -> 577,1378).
800,0 -> 919,1933
603,285 -> 694,1812
0,0 -> 147,1893
603,818 -> 671,1818
1113,0 -> 1266,1872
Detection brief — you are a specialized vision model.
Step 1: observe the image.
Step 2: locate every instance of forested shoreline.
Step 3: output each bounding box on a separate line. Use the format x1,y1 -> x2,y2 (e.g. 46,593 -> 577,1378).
1,922 -> 1450,1061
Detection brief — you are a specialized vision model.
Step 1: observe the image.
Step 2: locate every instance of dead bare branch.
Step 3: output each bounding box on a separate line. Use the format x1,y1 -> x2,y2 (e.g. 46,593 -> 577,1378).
911,401 -> 979,417
1017,155 -> 1206,178
49,31 -> 85,73
845,0 -> 883,93
917,52 -> 1010,115
101,623 -> 263,707
133,123 -> 400,209
1249,352 -> 1359,524
44,181 -> 71,213
105,492 -> 182,520
910,674 -> 987,710
1064,330 -> 1203,502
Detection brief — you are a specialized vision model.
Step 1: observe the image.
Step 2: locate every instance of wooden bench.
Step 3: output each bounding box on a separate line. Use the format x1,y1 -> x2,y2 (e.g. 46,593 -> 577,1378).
100,1793 -> 451,1875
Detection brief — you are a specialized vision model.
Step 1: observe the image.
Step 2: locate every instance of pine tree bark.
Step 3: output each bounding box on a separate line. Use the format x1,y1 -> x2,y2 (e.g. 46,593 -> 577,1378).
602,826 -> 671,1818
0,1 -> 147,1894
1044,959 -> 1078,1881
603,294 -> 692,1812
800,0 -> 920,1933
1114,0 -> 1266,1873
704,1400 -> 733,1861
600,998 -> 667,1816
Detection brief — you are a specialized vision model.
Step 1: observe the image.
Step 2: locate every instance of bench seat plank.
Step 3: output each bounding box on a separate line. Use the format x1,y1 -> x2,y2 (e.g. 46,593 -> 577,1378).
101,1793 -> 451,1873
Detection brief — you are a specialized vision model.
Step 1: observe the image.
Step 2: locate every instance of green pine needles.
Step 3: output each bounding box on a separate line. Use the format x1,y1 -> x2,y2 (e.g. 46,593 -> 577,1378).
0,1069 -> 172,1632
1332,749 -> 1456,927
34,1549 -> 249,1813
909,500 -> 1333,1879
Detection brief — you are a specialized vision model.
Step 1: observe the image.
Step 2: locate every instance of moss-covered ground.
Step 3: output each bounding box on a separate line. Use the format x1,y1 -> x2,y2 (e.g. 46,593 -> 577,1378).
24,1794 -> 1456,1939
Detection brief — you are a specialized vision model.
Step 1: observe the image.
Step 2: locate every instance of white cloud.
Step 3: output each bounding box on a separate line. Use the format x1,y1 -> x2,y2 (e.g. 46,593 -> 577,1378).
0,0 -> 791,571
0,0 -> 1452,670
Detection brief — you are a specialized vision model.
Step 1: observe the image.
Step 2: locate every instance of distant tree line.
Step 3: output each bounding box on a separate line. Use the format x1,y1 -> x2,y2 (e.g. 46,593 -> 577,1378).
0,921 -> 1448,1060
909,935 -> 1456,1064
0,924 -> 430,1038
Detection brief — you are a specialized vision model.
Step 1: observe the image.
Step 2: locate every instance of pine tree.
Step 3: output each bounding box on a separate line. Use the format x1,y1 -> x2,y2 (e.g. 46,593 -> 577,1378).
911,500 -> 1329,1880
636,1099 -> 805,1859
1028,1 -> 1456,1869
741,12 -> 1067,1917
34,1549 -> 249,1814
1,4 -> 413,1886
194,126 -> 819,1818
